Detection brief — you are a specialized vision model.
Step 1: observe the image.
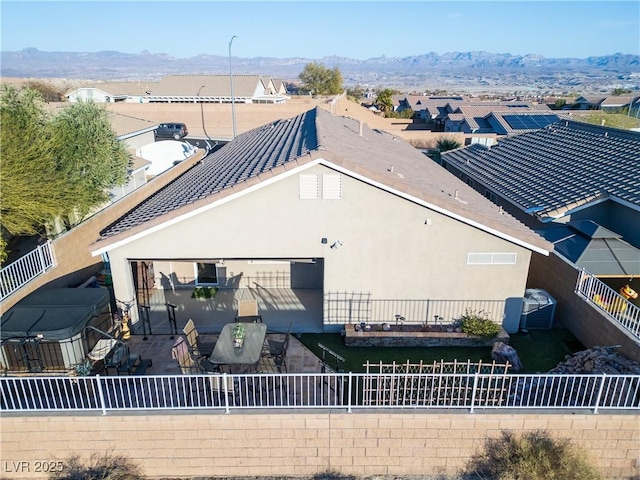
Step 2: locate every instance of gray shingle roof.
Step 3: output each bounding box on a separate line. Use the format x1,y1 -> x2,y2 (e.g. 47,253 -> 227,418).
96,107 -> 551,253
441,120 -> 640,219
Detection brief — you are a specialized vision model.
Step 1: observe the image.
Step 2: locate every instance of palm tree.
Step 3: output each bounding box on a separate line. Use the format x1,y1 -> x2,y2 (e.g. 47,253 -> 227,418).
376,89 -> 394,115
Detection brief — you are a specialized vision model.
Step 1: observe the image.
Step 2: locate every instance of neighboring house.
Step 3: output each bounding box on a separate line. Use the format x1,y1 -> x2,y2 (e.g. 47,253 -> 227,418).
394,95 -> 467,123
106,111 -> 158,202
110,111 -> 157,149
146,74 -> 290,104
439,120 -> 640,249
443,103 -> 556,134
66,82 -> 157,103
89,107 -> 551,334
108,151 -> 151,202
440,120 -> 640,357
600,95 -> 640,114
572,95 -> 606,110
261,77 -> 288,96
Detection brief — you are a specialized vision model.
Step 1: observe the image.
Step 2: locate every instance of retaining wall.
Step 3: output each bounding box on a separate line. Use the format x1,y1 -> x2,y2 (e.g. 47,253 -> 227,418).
1,411 -> 638,479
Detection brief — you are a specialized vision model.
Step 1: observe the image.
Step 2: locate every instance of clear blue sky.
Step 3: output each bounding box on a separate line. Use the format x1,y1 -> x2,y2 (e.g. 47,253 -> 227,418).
1,1 -> 638,59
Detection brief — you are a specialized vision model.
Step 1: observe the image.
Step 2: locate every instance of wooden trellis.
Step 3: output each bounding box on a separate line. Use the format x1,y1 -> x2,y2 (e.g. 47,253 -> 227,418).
361,360 -> 511,407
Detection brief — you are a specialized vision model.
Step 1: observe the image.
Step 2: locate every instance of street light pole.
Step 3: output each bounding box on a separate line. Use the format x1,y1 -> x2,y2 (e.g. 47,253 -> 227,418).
228,35 -> 237,139
197,85 -> 210,140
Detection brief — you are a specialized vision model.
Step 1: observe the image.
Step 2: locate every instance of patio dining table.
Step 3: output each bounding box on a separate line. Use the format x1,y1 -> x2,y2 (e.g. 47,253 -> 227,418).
207,322 -> 267,371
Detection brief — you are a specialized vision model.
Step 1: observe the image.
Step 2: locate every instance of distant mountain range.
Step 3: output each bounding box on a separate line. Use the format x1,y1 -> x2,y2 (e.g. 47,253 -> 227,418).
2,48 -> 639,93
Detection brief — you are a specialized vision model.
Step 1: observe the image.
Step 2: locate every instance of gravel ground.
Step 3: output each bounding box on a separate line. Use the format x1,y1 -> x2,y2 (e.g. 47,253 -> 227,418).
157,476 -> 468,480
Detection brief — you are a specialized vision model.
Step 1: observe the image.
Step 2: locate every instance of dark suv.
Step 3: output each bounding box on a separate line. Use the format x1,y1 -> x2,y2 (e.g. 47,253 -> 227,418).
155,123 -> 188,140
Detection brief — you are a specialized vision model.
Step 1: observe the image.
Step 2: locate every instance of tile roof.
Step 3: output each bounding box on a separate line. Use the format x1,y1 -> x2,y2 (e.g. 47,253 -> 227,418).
486,112 -> 561,135
94,107 -> 551,254
601,95 -> 640,107
450,103 -> 553,133
151,74 -> 263,98
441,120 -> 640,220
99,81 -> 156,96
109,111 -> 157,137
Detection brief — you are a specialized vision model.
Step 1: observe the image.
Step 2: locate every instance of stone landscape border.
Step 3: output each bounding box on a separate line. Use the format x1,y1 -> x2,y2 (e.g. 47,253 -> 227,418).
343,323 -> 510,347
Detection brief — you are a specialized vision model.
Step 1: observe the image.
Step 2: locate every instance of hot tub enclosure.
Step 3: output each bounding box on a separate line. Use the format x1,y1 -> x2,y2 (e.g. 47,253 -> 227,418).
1,287 -> 112,372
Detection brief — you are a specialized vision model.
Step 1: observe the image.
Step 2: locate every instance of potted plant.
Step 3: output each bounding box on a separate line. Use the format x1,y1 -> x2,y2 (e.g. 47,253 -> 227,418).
72,359 -> 94,377
232,323 -> 245,348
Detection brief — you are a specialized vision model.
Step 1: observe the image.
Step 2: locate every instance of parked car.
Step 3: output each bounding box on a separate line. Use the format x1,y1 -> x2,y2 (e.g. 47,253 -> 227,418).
155,122 -> 188,140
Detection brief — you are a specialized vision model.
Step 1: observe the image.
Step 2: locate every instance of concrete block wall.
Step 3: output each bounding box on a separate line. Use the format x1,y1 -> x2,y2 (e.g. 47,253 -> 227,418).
1,412 -> 638,479
527,252 -> 640,363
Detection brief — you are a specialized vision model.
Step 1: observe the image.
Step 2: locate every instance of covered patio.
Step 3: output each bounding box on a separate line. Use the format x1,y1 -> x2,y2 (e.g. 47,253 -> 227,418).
131,286 -> 324,337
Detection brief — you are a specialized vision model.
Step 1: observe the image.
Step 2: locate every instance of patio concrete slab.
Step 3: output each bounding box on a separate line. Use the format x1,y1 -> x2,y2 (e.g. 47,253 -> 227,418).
123,333 -> 323,376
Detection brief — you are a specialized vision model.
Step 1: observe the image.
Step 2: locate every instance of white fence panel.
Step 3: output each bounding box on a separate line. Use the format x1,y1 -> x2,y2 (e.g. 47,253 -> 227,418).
0,241 -> 55,300
576,269 -> 640,340
2,372 -> 638,415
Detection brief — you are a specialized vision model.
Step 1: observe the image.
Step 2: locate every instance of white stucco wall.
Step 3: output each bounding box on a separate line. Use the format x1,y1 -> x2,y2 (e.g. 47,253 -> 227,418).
67,88 -> 119,103
103,163 -> 532,327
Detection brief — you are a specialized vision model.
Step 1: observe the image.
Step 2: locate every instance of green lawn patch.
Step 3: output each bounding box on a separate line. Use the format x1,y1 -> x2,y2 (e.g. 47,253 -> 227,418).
299,328 -> 584,374
191,286 -> 218,299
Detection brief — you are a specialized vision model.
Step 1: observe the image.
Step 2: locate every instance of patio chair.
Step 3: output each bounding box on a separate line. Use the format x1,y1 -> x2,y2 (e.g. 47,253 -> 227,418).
266,321 -> 293,358
171,336 -> 204,374
209,374 -> 240,405
235,299 -> 262,323
183,319 -> 214,358
272,335 -> 290,373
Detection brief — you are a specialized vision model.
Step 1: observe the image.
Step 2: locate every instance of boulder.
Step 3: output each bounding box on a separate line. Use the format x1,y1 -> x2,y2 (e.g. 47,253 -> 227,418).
491,341 -> 523,371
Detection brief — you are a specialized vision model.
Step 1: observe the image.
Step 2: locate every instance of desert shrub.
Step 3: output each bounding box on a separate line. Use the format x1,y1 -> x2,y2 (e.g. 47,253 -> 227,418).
312,471 -> 356,480
49,452 -> 142,480
463,429 -> 603,480
460,308 -> 501,337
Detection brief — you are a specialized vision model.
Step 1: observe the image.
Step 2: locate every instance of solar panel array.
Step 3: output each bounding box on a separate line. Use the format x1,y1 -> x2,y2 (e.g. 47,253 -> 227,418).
503,114 -> 560,130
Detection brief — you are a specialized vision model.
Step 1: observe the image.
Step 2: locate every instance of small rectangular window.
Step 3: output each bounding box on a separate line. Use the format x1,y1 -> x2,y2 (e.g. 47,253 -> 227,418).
322,174 -> 342,199
195,262 -> 219,285
467,253 -> 517,265
299,174 -> 319,199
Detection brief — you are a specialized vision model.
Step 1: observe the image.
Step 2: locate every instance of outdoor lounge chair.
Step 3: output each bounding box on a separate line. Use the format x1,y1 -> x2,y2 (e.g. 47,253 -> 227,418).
183,319 -> 214,358
235,299 -> 262,323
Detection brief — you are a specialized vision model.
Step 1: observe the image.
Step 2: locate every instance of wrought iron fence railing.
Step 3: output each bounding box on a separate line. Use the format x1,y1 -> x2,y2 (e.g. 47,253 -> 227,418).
0,241 -> 55,300
324,292 -> 505,325
2,372 -> 638,415
576,269 -> 640,340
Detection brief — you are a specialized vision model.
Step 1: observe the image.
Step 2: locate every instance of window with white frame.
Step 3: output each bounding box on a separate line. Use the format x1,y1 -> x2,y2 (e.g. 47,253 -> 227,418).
467,252 -> 517,265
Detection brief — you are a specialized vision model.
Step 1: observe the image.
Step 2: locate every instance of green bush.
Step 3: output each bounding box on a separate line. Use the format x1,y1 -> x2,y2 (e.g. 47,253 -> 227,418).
463,429 -> 603,480
460,308 -> 501,337
49,452 -> 142,480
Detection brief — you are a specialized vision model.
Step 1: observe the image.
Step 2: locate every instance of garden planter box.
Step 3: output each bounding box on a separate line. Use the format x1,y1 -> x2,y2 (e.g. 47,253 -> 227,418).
344,324 -> 509,347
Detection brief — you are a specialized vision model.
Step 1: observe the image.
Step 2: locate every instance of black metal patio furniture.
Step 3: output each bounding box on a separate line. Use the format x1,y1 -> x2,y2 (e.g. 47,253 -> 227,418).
207,322 -> 267,373
182,319 -> 214,358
